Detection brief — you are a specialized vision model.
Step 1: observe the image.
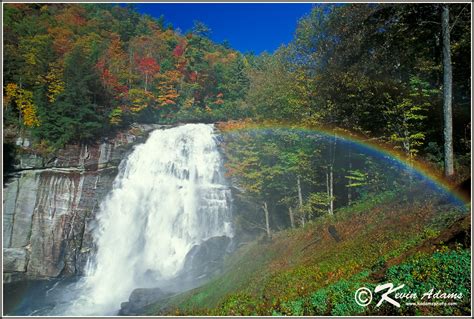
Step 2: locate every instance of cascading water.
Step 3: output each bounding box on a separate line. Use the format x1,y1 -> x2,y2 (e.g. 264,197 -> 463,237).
67,123 -> 233,315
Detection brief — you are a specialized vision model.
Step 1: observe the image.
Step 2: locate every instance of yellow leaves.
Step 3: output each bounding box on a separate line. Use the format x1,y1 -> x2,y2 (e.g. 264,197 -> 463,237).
226,52 -> 237,62
45,62 -> 65,102
216,119 -> 255,132
19,35 -> 51,69
204,51 -> 237,66
24,52 -> 38,66
74,33 -> 102,56
162,29 -> 177,42
156,70 -> 181,107
183,97 -> 194,109
127,88 -> 155,112
17,90 -> 40,127
4,83 -> 18,107
109,107 -> 123,125
4,83 -> 40,127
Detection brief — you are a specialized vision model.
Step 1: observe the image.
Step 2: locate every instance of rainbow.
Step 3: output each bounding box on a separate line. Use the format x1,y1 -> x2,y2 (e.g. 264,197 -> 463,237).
217,120 -> 471,206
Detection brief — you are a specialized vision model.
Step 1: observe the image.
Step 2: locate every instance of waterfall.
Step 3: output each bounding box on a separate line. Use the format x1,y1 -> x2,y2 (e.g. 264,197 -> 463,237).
68,123 -> 233,315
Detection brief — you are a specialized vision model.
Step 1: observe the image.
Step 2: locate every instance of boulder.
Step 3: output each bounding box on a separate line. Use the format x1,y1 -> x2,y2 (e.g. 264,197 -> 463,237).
119,287 -> 170,315
181,236 -> 231,280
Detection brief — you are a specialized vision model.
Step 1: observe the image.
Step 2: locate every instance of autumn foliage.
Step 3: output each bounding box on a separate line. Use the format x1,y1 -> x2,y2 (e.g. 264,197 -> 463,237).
3,3 -> 249,147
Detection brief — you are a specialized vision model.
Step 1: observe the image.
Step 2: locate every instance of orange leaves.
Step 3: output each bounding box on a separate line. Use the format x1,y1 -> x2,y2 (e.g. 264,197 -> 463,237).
156,70 -> 181,107
204,51 -> 238,66
48,27 -> 74,55
216,119 -> 255,132
204,52 -> 221,66
55,5 -> 87,28
106,35 -> 127,75
214,92 -> 224,105
126,88 -> 156,112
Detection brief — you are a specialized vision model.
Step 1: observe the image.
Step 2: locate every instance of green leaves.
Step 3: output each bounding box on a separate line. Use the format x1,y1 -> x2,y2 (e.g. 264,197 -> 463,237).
345,170 -> 368,188
300,192 -> 330,218
383,76 -> 434,158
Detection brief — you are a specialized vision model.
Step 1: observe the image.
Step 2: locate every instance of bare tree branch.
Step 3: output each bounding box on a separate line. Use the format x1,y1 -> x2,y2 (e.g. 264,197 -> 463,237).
450,4 -> 469,33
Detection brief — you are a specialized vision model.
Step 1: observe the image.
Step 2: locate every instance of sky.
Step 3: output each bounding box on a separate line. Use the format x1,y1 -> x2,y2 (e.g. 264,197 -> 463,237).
134,3 -> 315,54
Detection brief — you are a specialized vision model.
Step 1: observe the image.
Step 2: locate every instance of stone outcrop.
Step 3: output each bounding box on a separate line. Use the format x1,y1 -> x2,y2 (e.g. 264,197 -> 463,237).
181,236 -> 232,280
119,236 -> 233,316
119,288 -> 171,316
3,124 -> 166,283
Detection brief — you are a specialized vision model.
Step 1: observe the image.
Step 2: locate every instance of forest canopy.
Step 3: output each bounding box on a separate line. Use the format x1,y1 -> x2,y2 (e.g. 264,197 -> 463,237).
3,3 -> 471,176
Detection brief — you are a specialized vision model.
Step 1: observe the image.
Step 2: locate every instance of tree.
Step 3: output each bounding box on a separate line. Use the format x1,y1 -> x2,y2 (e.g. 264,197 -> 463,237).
35,45 -> 104,146
299,192 -> 330,222
383,76 -> 433,159
137,56 -> 160,92
156,70 -> 181,107
441,4 -> 454,177
192,20 -> 211,38
4,83 -> 40,127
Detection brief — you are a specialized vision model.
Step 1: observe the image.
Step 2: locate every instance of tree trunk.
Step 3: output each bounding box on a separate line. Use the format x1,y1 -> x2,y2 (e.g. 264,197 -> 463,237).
128,47 -> 133,89
326,170 -> 330,214
442,4 -> 454,177
297,175 -> 304,226
262,202 -> 271,238
289,206 -> 295,229
347,150 -> 352,206
145,73 -> 148,92
329,165 -> 334,215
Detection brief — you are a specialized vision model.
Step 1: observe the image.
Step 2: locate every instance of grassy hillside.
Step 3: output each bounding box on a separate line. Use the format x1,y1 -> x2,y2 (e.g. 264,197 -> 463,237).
145,191 -> 470,316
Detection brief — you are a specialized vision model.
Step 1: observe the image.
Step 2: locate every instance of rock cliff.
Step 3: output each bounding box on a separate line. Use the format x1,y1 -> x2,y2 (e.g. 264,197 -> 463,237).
3,124 -> 165,283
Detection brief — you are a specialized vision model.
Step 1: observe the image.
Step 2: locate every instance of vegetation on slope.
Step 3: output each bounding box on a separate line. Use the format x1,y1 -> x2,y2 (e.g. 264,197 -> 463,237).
2,4 -> 471,315
145,191 -> 470,316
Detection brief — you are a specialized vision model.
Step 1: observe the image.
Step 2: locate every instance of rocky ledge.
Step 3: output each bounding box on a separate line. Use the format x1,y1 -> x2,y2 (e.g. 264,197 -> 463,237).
3,124 -> 167,283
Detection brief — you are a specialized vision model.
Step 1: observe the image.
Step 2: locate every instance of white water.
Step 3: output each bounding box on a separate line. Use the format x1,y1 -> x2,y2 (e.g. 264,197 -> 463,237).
68,124 -> 233,315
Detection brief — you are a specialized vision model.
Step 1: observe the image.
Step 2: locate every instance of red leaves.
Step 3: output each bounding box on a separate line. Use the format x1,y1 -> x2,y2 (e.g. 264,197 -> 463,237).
96,58 -> 127,96
176,60 -> 187,73
189,71 -> 198,83
136,56 -> 160,76
164,99 -> 176,105
172,40 -> 187,58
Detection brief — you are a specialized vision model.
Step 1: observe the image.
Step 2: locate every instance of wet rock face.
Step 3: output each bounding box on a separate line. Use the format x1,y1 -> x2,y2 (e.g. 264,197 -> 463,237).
119,288 -> 171,316
118,236 -> 233,316
3,248 -> 28,272
182,236 -> 231,280
3,124 -> 165,283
